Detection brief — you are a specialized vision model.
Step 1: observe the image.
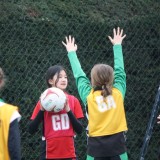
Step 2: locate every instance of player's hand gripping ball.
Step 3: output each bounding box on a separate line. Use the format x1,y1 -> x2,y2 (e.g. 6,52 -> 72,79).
40,87 -> 66,112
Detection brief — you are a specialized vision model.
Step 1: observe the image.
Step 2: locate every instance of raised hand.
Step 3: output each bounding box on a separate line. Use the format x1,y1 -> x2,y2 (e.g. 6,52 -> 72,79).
108,27 -> 126,45
62,35 -> 77,52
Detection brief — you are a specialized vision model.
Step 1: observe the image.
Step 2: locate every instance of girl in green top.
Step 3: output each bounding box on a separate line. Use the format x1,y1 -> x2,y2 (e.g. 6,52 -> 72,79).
62,27 -> 128,160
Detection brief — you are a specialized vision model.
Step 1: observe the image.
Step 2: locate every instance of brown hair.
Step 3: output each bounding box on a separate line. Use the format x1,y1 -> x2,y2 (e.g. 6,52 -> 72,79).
91,64 -> 113,97
0,68 -> 5,89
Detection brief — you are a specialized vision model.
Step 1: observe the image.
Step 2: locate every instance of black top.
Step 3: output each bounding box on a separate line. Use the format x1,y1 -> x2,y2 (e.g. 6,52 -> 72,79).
9,119 -> 21,160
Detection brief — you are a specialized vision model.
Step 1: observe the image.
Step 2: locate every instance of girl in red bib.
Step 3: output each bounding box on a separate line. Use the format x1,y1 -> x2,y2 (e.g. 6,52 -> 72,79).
29,65 -> 84,160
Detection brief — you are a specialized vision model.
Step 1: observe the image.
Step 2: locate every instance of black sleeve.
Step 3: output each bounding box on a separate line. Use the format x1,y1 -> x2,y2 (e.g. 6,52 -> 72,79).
28,110 -> 44,134
8,119 -> 21,160
67,110 -> 83,134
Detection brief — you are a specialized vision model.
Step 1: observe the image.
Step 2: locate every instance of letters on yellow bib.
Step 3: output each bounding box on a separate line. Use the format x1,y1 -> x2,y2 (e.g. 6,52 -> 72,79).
96,95 -> 116,112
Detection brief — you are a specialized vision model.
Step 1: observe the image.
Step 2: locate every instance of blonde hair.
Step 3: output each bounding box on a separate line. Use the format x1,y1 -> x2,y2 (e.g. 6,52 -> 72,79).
91,64 -> 113,97
0,68 -> 5,89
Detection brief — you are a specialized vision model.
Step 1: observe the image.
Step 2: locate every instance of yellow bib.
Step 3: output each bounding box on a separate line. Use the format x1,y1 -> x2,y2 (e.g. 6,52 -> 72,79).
87,88 -> 128,137
0,103 -> 18,160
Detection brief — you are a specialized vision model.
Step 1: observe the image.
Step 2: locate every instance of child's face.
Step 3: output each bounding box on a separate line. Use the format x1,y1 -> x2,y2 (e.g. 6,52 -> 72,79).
49,70 -> 68,90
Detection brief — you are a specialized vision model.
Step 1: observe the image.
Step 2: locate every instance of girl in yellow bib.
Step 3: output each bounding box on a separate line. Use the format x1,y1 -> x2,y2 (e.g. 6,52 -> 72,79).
62,27 -> 128,160
0,68 -> 21,160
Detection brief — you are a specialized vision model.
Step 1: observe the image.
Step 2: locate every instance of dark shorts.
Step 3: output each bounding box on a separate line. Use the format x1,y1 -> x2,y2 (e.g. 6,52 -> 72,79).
87,132 -> 127,157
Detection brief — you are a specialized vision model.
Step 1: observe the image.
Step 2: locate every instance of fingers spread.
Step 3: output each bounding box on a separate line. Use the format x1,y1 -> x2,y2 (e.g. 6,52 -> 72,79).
113,28 -> 116,36
65,36 -> 69,44
69,35 -> 71,43
108,36 -> 112,42
62,41 -> 66,47
117,27 -> 120,35
72,37 -> 75,44
75,44 -> 78,50
122,34 -> 126,40
120,29 -> 123,36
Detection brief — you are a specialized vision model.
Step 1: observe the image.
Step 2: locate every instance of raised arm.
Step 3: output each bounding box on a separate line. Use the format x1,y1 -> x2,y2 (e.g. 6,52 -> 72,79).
108,27 -> 126,98
62,36 -> 92,105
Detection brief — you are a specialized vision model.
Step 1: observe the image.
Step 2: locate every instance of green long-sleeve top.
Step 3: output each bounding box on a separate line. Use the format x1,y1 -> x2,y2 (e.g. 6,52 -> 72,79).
68,45 -> 127,157
67,45 -> 126,108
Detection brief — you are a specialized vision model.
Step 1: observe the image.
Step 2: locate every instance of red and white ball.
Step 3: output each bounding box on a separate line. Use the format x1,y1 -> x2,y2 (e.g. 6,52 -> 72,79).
40,87 -> 66,112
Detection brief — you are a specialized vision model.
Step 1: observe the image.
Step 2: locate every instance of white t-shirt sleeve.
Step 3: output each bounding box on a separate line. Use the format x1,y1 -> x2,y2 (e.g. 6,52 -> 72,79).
10,110 -> 21,123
